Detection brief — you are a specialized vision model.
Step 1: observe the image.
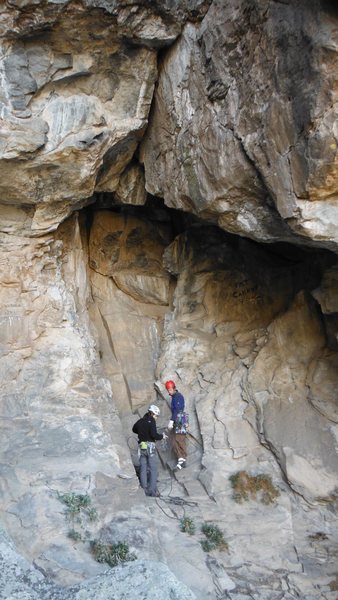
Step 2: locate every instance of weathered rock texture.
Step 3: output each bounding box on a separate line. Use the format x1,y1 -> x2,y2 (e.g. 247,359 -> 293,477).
151,224 -> 338,600
0,1 -> 338,600
141,0 -> 338,249
159,226 -> 338,499
0,0 -> 209,233
88,208 -> 171,413
0,212 -> 139,581
0,528 -> 196,600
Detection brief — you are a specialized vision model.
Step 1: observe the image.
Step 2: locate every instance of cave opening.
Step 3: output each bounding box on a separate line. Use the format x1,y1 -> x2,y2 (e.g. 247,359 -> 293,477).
80,193 -> 338,477
1,0 -> 337,593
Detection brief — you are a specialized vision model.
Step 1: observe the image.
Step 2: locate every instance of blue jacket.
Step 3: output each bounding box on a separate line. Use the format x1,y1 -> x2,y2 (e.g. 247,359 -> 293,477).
170,391 -> 185,422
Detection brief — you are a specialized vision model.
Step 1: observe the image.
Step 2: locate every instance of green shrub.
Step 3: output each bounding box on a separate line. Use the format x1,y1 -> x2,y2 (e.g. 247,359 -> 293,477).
200,523 -> 228,552
57,492 -> 91,515
200,539 -> 214,552
57,491 -> 98,543
229,471 -> 279,505
57,492 -> 98,521
67,529 -> 82,542
58,493 -> 137,567
86,507 -> 98,522
180,517 -> 196,535
90,540 -> 136,567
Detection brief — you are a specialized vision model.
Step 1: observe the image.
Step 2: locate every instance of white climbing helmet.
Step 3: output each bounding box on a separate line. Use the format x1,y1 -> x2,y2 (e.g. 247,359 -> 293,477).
148,404 -> 160,416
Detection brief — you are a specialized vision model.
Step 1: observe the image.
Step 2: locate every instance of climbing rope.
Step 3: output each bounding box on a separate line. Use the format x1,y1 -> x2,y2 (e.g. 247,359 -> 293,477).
155,490 -> 198,521
129,400 -> 201,523
155,465 -> 199,523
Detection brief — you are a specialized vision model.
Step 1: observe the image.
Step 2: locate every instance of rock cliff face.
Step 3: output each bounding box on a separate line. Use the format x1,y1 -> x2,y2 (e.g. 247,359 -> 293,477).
141,0 -> 338,248
0,1 -> 337,599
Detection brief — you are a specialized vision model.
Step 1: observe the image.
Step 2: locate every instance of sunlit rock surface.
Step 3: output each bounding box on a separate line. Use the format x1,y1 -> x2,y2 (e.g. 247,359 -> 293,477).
0,1 -> 338,599
0,211 -> 140,581
88,209 -> 171,413
141,0 -> 338,249
0,528 -> 196,600
0,0 -> 209,233
158,225 -> 338,504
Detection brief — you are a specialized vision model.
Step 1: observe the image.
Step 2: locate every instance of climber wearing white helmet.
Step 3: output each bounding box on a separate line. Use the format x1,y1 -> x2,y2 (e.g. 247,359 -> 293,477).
132,405 -> 167,497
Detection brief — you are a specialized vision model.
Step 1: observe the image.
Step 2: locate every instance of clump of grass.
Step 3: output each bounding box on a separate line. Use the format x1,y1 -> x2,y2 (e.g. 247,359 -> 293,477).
67,529 -> 83,542
57,491 -> 98,543
329,579 -> 338,591
57,492 -> 98,521
180,517 -> 195,535
86,506 -> 98,522
200,539 -> 214,552
90,540 -> 136,567
57,492 -> 91,515
200,523 -> 228,552
308,532 -> 328,542
229,471 -> 279,505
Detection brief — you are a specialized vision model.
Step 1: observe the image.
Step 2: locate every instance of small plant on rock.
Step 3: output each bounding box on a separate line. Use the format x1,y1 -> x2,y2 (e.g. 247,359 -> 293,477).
180,516 -> 196,535
229,471 -> 279,505
308,532 -> 328,542
57,492 -> 91,515
329,579 -> 338,592
67,529 -> 83,542
200,523 -> 228,552
57,491 -> 98,542
86,506 -> 98,522
90,540 -> 136,567
200,539 -> 215,553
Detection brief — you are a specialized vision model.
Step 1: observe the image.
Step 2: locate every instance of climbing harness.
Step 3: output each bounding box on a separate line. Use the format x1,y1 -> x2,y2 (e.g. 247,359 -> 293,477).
129,427 -> 199,524
175,411 -> 189,434
127,386 -> 203,521
154,382 -> 202,447
138,441 -> 156,458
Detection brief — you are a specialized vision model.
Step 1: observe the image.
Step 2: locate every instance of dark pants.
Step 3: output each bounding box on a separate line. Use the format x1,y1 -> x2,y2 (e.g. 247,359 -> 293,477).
139,450 -> 158,496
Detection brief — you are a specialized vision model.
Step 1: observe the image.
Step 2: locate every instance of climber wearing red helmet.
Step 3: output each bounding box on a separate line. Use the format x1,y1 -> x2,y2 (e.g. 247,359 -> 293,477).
165,380 -> 187,470
165,380 -> 176,391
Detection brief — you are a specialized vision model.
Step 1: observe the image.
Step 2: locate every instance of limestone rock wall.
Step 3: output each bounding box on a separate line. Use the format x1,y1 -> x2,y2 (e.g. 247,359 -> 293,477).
141,0 -> 338,249
88,209 -> 172,415
0,210 -> 141,581
0,0 -> 209,233
0,1 -> 338,599
155,226 -> 338,597
0,528 -> 196,600
158,226 -> 338,503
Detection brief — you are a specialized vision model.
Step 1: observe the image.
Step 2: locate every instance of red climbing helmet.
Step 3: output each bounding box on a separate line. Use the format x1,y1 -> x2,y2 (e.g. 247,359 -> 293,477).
165,380 -> 176,390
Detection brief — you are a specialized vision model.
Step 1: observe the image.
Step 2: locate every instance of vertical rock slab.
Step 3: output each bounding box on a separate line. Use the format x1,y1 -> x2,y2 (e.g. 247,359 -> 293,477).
141,0 -> 338,249
0,209 -> 137,580
249,291 -> 338,502
88,210 -> 171,414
